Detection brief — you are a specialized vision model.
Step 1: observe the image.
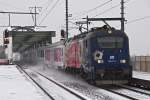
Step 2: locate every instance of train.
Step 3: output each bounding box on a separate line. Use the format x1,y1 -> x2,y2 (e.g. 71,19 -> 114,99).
22,25 -> 132,84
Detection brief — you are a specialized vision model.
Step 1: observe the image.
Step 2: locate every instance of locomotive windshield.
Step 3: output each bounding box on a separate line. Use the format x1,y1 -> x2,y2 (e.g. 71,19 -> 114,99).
97,37 -> 123,48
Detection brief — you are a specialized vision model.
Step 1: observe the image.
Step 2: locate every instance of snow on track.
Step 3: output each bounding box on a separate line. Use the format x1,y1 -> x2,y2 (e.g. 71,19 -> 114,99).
24,70 -> 88,100
106,85 -> 150,100
26,64 -> 130,100
0,65 -> 49,100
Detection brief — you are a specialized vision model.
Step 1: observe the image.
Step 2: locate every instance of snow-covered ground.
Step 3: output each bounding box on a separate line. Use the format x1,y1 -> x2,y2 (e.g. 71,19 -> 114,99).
26,69 -> 89,100
27,64 -> 129,100
0,65 -> 50,100
133,71 -> 150,81
110,86 -> 150,99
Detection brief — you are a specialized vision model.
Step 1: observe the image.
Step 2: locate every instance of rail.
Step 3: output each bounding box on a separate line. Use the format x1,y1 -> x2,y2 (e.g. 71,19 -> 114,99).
16,66 -> 55,100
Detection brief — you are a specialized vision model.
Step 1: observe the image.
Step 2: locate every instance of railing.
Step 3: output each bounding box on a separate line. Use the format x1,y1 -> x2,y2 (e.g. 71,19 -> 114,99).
131,56 -> 150,72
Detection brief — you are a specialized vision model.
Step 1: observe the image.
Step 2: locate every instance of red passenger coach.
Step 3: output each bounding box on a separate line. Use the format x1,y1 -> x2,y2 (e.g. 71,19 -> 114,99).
44,41 -> 65,69
54,48 -> 62,62
65,39 -> 81,69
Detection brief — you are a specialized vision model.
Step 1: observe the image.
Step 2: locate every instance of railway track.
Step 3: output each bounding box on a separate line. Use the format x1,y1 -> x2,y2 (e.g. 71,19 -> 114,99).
34,71 -> 88,100
117,84 -> 150,96
16,66 -> 55,100
17,65 -> 89,100
100,85 -> 137,100
17,64 -> 150,100
130,78 -> 150,89
100,84 -> 150,100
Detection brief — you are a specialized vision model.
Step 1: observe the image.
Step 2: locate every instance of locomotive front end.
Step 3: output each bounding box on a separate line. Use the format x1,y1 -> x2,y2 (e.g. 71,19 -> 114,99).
89,30 -> 132,84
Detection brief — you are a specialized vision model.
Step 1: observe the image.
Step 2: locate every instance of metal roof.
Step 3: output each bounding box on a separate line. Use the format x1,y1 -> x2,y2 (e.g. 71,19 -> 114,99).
10,31 -> 55,52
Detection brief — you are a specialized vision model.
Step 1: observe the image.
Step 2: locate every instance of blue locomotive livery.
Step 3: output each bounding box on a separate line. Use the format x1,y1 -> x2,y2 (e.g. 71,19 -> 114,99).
81,26 -> 132,84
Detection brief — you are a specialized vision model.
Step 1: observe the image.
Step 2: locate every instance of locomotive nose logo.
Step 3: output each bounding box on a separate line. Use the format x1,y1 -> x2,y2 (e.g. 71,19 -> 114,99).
110,56 -> 115,60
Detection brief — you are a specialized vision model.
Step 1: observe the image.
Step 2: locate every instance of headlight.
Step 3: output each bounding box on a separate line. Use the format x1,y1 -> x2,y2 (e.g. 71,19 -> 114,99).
98,60 -> 104,63
94,51 -> 103,61
120,59 -> 126,63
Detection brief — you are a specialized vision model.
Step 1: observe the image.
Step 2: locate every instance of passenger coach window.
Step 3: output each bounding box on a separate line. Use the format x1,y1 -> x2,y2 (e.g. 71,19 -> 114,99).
40,50 -> 44,57
37,50 -> 40,57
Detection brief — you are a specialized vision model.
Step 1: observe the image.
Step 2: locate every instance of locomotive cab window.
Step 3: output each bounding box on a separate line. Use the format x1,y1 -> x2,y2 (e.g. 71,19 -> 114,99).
97,37 -> 123,48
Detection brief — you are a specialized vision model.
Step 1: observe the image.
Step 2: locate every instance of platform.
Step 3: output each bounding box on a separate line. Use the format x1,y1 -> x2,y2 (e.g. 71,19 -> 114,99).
133,71 -> 150,81
0,65 -> 48,100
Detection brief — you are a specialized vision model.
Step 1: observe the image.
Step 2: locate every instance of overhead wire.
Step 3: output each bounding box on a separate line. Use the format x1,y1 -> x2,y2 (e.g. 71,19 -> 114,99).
69,0 -> 115,31
29,0 -> 54,25
126,16 -> 150,24
69,0 -> 134,32
71,0 -> 112,20
39,0 -> 61,25
71,0 -> 122,23
39,0 -> 54,17
93,0 -> 131,17
93,4 -> 120,17
85,0 -> 112,13
115,15 -> 150,29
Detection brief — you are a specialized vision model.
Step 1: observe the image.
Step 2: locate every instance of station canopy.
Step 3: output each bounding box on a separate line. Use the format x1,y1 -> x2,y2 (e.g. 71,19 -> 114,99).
10,29 -> 55,52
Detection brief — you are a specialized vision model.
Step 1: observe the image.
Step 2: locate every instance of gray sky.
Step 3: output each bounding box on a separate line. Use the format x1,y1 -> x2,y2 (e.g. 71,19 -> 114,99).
0,0 -> 150,55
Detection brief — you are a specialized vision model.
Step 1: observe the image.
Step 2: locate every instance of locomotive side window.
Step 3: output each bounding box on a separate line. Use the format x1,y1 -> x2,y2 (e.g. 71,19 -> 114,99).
97,37 -> 123,48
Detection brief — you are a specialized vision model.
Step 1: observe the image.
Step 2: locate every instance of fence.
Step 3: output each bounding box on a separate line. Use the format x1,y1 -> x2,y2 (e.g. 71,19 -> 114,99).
131,56 -> 150,72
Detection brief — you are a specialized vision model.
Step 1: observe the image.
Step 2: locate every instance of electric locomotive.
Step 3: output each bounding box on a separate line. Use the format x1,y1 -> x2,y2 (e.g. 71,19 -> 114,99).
79,26 -> 132,84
